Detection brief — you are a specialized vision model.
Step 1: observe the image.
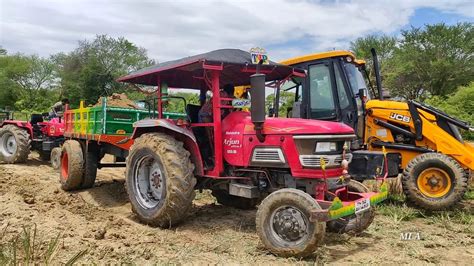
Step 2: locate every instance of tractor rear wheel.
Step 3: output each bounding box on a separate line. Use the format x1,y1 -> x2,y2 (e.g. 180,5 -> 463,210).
125,133 -> 196,227
0,125 -> 30,163
50,147 -> 62,170
256,188 -> 325,257
327,180 -> 375,235
211,189 -> 260,210
59,140 -> 84,191
402,153 -> 468,211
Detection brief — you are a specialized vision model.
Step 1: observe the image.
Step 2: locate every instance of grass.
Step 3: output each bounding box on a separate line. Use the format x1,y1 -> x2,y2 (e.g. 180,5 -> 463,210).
0,223 -> 87,265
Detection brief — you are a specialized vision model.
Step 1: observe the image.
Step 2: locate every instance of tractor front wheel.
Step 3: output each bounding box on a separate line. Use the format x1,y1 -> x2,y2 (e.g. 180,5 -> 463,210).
59,140 -> 84,191
327,180 -> 375,234
125,133 -> 196,227
402,153 -> 468,211
0,125 -> 30,163
50,147 -> 62,170
256,188 -> 325,257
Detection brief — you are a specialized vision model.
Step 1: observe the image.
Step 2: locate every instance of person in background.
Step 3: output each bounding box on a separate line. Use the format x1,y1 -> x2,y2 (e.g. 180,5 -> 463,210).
198,84 -> 234,123
49,98 -> 69,118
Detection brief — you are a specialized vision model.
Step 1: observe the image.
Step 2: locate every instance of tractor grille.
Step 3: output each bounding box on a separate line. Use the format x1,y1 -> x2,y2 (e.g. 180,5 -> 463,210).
251,148 -> 286,164
299,154 -> 352,168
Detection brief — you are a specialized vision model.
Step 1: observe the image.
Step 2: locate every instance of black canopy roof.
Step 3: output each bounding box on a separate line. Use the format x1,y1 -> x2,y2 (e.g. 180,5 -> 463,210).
117,49 -> 304,88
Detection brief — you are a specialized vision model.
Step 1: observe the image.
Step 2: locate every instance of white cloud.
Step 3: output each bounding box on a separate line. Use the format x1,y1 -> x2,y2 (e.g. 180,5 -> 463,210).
0,0 -> 472,62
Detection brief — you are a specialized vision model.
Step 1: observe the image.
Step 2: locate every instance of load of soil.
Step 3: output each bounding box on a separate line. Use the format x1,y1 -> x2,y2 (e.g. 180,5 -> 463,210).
95,93 -> 138,109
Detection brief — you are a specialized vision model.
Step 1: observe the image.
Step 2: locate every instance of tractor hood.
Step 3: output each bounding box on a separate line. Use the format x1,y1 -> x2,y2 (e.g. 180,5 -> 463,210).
223,111 -> 354,136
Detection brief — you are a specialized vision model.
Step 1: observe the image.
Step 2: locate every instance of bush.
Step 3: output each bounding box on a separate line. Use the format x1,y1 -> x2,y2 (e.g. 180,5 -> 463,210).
425,82 -> 474,140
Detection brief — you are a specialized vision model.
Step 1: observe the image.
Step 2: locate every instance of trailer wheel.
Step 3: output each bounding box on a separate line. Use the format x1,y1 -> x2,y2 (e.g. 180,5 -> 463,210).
59,140 -> 84,191
0,124 -> 30,163
211,189 -> 260,210
256,188 -> 325,257
81,147 -> 98,189
50,147 -> 61,170
402,153 -> 468,211
327,180 -> 375,234
126,133 -> 196,227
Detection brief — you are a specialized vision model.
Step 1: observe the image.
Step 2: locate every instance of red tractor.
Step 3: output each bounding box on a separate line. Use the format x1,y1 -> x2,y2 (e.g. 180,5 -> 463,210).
0,113 -> 65,168
59,49 -> 387,257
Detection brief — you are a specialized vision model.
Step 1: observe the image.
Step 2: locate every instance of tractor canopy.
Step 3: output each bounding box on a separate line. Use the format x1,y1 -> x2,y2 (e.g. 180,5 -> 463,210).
117,48 -> 304,87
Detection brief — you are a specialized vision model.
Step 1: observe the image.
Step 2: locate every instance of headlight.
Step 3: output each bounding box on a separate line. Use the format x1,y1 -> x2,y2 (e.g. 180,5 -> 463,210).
315,142 -> 337,152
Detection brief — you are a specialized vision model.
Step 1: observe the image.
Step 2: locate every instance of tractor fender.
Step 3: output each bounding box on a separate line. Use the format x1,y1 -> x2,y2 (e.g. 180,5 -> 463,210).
0,120 -> 33,138
131,119 -> 204,176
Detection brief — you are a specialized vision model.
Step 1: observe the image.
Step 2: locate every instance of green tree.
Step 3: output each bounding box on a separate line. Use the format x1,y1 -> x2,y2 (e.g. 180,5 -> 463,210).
265,91 -> 295,117
386,23 -> 473,100
426,82 -> 474,140
0,53 -> 58,111
55,35 -> 154,107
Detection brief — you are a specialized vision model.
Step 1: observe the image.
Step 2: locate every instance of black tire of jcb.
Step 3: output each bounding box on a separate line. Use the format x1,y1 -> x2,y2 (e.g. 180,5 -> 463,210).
326,180 -> 375,235
125,133 -> 196,227
256,188 -> 326,258
81,148 -> 98,189
402,152 -> 468,211
211,189 -> 260,210
0,125 -> 31,163
59,140 -> 84,191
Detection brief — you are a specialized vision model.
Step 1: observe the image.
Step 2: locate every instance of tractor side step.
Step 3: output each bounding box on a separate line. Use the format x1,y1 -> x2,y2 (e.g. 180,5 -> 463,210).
229,183 -> 260,199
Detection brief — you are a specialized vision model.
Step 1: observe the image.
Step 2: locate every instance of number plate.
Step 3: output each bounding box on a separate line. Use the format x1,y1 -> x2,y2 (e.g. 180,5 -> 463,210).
355,198 -> 370,214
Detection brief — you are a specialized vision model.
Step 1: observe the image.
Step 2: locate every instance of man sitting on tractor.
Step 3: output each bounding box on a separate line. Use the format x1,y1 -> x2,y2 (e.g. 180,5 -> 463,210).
198,84 -> 234,123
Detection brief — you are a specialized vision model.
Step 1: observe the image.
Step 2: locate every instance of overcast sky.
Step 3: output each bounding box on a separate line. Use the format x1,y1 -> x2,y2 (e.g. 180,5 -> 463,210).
1,0 -> 473,62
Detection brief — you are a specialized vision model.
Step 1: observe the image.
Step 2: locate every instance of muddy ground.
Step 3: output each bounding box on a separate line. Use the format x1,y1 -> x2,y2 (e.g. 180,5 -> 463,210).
0,152 -> 473,264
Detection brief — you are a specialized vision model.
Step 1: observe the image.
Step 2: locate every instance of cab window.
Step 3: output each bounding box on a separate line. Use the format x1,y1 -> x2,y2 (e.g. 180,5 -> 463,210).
334,63 -> 350,109
308,64 -> 336,119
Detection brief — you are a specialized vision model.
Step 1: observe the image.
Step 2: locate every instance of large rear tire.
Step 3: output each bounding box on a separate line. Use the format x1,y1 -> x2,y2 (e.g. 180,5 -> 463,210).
256,188 -> 326,258
125,133 -> 196,227
81,145 -> 98,189
327,180 -> 375,235
402,153 -> 468,211
0,125 -> 30,163
211,189 -> 260,210
59,140 -> 84,191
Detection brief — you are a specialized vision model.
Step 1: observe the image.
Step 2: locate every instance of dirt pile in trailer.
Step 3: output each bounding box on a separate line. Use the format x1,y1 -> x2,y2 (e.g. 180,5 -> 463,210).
0,153 -> 472,264
95,93 -> 138,108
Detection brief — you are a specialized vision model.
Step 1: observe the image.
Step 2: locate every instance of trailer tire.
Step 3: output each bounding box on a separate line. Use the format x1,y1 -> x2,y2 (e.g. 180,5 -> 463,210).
50,147 -> 61,170
256,188 -> 325,257
59,140 -> 84,191
0,124 -> 30,163
211,189 -> 260,210
81,148 -> 98,189
327,180 -> 375,235
126,133 -> 196,227
402,153 -> 468,211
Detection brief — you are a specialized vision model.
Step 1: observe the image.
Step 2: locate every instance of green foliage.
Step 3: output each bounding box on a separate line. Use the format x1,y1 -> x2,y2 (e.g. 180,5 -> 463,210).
351,23 -> 473,100
426,82 -> 474,139
387,23 -> 473,100
54,35 -> 154,107
0,224 -> 86,265
265,91 -> 296,117
0,53 -> 58,112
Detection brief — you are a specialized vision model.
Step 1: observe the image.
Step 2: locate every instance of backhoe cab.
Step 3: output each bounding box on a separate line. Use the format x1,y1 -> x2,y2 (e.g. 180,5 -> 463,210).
281,49 -> 474,211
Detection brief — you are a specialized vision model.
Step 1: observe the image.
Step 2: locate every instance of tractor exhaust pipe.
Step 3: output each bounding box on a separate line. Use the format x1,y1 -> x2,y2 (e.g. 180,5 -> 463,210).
250,73 -> 266,142
371,48 -> 383,101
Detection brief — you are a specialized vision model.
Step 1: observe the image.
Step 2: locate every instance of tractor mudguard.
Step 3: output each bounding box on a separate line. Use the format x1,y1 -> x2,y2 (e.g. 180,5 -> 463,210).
0,120 -> 33,138
131,119 -> 204,176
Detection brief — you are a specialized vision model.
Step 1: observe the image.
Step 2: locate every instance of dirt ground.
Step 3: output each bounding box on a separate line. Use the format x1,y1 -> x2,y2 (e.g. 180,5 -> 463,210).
1,152 -> 473,264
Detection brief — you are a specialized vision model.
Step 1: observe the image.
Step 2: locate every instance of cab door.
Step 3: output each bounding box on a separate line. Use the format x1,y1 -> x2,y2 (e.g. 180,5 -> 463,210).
305,59 -> 358,130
